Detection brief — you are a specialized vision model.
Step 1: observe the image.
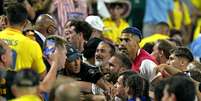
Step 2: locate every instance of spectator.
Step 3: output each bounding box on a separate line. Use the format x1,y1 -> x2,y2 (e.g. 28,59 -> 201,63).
10,69 -> 41,101
51,0 -> 87,36
48,76 -> 75,101
54,79 -> 80,101
0,4 -> 46,78
108,52 -> 132,74
167,47 -> 194,71
83,38 -> 103,66
125,74 -> 150,101
119,27 -> 157,81
113,71 -> 136,101
0,40 -> 16,100
153,79 -> 168,101
154,47 -> 194,79
3,0 -> 36,20
103,0 -> 130,44
143,0 -> 175,37
162,76 -> 196,101
0,15 -> 8,31
85,15 -> 104,39
34,14 -> 57,48
151,40 -> 176,64
61,45 -> 102,84
95,41 -> 115,74
64,20 -> 93,52
140,22 -> 170,48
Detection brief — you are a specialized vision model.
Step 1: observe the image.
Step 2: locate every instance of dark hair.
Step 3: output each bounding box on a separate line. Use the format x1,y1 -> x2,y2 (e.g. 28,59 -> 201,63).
157,40 -> 175,59
142,42 -> 154,54
113,52 -> 132,70
14,69 -> 40,87
122,27 -> 142,41
165,76 -> 196,101
170,47 -> 193,62
69,20 -> 92,41
6,3 -> 27,25
125,74 -> 150,100
119,71 -> 136,87
156,22 -> 169,28
168,38 -> 182,46
170,29 -> 182,38
154,79 -> 167,101
83,38 -> 103,59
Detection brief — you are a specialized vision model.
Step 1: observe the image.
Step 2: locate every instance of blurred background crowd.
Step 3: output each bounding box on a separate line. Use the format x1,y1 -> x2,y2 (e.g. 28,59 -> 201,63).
0,0 -> 201,101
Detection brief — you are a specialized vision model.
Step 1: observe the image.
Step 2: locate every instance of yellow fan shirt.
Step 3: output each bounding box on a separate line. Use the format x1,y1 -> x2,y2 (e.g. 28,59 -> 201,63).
0,27 -> 46,74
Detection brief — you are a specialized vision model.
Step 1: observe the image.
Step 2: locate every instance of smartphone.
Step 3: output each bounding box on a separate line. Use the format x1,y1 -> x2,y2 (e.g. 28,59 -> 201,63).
43,39 -> 56,58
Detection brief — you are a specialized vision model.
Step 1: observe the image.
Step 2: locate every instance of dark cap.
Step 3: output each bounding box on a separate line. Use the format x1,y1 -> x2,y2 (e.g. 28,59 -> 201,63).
83,38 -> 103,59
122,27 -> 142,41
66,45 -> 81,62
13,69 -> 40,87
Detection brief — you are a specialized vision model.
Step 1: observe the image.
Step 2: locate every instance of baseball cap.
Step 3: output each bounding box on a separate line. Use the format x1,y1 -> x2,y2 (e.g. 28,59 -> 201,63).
13,69 -> 40,87
66,45 -> 81,62
85,16 -> 104,31
122,27 -> 143,41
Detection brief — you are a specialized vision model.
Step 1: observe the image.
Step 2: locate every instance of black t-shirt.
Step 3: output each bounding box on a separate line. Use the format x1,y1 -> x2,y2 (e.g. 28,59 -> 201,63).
78,63 -> 102,83
0,69 -> 16,100
59,63 -> 102,84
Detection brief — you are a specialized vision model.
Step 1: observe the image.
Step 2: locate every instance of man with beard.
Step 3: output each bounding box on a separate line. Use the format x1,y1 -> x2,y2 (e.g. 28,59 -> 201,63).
95,41 -> 115,74
108,52 -> 132,74
119,27 -> 157,82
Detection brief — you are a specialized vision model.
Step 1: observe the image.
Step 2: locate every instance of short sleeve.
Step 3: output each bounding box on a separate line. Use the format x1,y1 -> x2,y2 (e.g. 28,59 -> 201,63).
31,41 -> 46,74
140,59 -> 157,82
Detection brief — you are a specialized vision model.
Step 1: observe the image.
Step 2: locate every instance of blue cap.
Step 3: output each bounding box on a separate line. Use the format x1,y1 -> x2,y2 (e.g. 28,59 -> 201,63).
14,69 -> 40,87
66,45 -> 81,62
122,27 -> 142,41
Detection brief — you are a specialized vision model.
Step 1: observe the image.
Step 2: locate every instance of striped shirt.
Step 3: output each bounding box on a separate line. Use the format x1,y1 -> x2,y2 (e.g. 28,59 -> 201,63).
54,0 -> 87,36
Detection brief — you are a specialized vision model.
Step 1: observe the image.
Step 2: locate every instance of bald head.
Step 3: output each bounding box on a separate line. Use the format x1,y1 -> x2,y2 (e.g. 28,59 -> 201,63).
55,83 -> 80,101
35,14 -> 57,36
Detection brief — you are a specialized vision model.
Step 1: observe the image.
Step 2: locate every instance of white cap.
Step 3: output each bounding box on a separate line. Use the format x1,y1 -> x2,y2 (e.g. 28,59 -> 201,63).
85,16 -> 104,31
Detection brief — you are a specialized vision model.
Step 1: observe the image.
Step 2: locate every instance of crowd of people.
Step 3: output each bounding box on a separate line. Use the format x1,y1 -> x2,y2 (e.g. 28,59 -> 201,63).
0,0 -> 201,101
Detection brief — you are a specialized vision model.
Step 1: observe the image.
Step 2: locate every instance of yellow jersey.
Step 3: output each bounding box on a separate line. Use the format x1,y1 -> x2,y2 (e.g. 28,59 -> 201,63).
0,27 -> 46,74
168,0 -> 191,30
140,33 -> 169,48
103,18 -> 129,44
191,0 -> 201,11
9,95 -> 42,101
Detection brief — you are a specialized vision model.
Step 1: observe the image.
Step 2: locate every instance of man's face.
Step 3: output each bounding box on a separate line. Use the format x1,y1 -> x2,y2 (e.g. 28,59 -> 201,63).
95,42 -> 112,67
47,23 -> 57,35
108,4 -> 124,20
66,58 -> 81,74
119,33 -> 139,60
64,22 -> 83,51
114,75 -> 126,97
167,54 -> 182,70
109,56 -> 121,74
151,43 -> 161,63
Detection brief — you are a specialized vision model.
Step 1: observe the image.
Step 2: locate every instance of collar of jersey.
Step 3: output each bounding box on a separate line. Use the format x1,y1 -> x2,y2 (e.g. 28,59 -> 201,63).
5,27 -> 23,34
